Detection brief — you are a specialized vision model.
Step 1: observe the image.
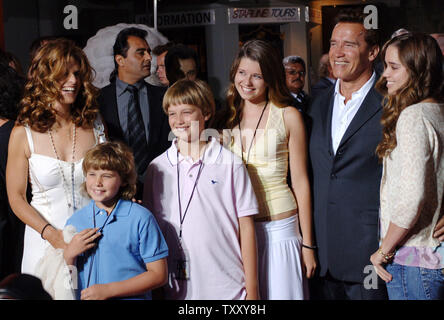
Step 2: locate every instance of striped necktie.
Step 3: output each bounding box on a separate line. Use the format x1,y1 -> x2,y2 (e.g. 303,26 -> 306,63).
126,85 -> 149,177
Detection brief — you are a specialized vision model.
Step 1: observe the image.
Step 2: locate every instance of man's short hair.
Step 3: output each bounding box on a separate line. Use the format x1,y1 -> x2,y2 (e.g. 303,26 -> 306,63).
318,53 -> 331,78
283,55 -> 306,72
110,27 -> 148,82
152,42 -> 175,56
335,9 -> 380,48
164,44 -> 199,85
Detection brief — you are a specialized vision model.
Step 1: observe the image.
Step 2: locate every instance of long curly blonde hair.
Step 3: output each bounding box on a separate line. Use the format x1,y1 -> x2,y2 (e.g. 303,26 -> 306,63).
375,33 -> 443,160
18,39 -> 99,132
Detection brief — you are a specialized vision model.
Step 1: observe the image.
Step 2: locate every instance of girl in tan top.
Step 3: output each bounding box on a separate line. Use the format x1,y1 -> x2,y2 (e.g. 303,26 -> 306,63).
223,40 -> 316,299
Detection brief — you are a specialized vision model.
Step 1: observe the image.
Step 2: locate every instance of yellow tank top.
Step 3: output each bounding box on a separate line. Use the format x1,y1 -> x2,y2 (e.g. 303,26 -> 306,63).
229,103 -> 298,220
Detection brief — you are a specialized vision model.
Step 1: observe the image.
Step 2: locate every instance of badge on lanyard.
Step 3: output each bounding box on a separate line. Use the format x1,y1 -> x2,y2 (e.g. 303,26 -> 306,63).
174,146 -> 207,281
174,247 -> 190,280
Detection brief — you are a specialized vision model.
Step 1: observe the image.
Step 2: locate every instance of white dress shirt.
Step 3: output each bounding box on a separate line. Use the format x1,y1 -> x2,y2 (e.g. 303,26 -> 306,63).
331,72 -> 376,154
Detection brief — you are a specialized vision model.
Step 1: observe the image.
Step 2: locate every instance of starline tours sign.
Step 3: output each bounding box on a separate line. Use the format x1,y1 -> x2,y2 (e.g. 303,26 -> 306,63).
228,7 -> 301,24
135,7 -> 302,28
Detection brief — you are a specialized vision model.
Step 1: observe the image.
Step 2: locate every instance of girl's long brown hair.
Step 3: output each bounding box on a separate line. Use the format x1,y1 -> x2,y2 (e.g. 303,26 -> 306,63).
375,33 -> 443,160
225,39 -> 294,129
18,39 -> 99,132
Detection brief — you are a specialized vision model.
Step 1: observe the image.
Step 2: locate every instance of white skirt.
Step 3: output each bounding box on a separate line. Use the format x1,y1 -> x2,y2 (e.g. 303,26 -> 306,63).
255,214 -> 307,300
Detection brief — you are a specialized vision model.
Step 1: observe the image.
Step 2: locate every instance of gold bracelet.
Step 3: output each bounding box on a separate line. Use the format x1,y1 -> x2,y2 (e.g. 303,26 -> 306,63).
377,248 -> 395,261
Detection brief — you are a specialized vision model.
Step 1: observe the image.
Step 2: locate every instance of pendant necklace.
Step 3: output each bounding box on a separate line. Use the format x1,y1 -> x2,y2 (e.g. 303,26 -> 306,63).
48,123 -> 77,212
238,100 -> 268,168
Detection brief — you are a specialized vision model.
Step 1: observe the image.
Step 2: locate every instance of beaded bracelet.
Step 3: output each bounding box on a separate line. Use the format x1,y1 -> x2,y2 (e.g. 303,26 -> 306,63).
40,223 -> 52,240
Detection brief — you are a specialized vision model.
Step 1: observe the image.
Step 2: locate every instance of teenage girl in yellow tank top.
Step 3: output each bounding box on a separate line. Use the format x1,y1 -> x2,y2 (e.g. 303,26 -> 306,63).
223,40 -> 316,300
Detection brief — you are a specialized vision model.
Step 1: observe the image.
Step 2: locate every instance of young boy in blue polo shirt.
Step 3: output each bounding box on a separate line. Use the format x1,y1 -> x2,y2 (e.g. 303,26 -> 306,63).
63,142 -> 168,300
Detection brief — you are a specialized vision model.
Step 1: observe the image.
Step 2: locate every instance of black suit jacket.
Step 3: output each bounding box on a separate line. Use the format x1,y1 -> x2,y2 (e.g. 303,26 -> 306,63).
290,90 -> 310,114
98,81 -> 170,166
311,77 -> 335,99
307,79 -> 384,284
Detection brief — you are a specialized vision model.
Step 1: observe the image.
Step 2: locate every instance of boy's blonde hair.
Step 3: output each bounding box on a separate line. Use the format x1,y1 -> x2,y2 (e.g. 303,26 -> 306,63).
162,79 -> 216,124
82,141 -> 137,200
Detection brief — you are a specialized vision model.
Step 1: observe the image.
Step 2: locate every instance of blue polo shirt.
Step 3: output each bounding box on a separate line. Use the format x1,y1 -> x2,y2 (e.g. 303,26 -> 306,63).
66,199 -> 168,300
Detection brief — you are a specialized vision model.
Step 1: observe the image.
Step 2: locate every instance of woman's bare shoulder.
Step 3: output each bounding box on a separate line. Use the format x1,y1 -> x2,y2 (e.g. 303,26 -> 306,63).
9,124 -> 31,157
283,106 -> 304,127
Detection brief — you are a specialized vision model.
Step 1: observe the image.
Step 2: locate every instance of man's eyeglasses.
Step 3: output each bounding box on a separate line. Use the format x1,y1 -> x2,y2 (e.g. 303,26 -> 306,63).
285,69 -> 306,76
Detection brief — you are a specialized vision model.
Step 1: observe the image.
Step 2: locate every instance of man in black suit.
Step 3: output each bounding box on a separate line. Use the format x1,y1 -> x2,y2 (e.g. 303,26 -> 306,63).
283,55 -> 310,113
307,11 -> 387,300
98,27 -> 170,197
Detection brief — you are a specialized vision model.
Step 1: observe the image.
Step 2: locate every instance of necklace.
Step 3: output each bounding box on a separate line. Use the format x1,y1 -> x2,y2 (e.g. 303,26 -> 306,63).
48,123 -> 77,211
238,100 -> 268,168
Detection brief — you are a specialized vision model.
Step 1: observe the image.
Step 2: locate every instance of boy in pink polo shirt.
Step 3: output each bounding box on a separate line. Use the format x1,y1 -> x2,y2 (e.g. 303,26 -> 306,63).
143,79 -> 259,300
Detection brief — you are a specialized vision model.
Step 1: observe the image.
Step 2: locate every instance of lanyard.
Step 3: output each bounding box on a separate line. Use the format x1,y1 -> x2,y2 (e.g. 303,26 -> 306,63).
176,146 -> 206,247
238,100 -> 268,168
86,202 -> 116,288
92,203 -> 115,232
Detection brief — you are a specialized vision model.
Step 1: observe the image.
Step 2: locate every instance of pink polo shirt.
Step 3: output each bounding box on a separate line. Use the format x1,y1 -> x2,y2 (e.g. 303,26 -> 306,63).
143,138 -> 258,300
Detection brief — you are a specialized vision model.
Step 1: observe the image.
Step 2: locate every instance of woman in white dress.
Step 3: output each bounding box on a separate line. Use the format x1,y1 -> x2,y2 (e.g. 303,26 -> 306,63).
6,39 -> 104,276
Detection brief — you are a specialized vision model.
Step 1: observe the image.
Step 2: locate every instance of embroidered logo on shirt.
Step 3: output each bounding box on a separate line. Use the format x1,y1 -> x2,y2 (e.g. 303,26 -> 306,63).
211,180 -> 218,184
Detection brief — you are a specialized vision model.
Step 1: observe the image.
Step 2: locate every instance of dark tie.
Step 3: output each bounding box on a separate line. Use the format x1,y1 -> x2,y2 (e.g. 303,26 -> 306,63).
126,85 -> 149,177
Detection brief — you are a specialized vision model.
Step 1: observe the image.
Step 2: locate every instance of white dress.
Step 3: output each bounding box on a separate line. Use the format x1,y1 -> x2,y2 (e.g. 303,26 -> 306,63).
21,120 -> 105,276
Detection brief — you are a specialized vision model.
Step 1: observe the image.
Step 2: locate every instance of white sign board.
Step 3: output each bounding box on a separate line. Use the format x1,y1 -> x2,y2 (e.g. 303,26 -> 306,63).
143,10 -> 216,28
228,7 -> 300,24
